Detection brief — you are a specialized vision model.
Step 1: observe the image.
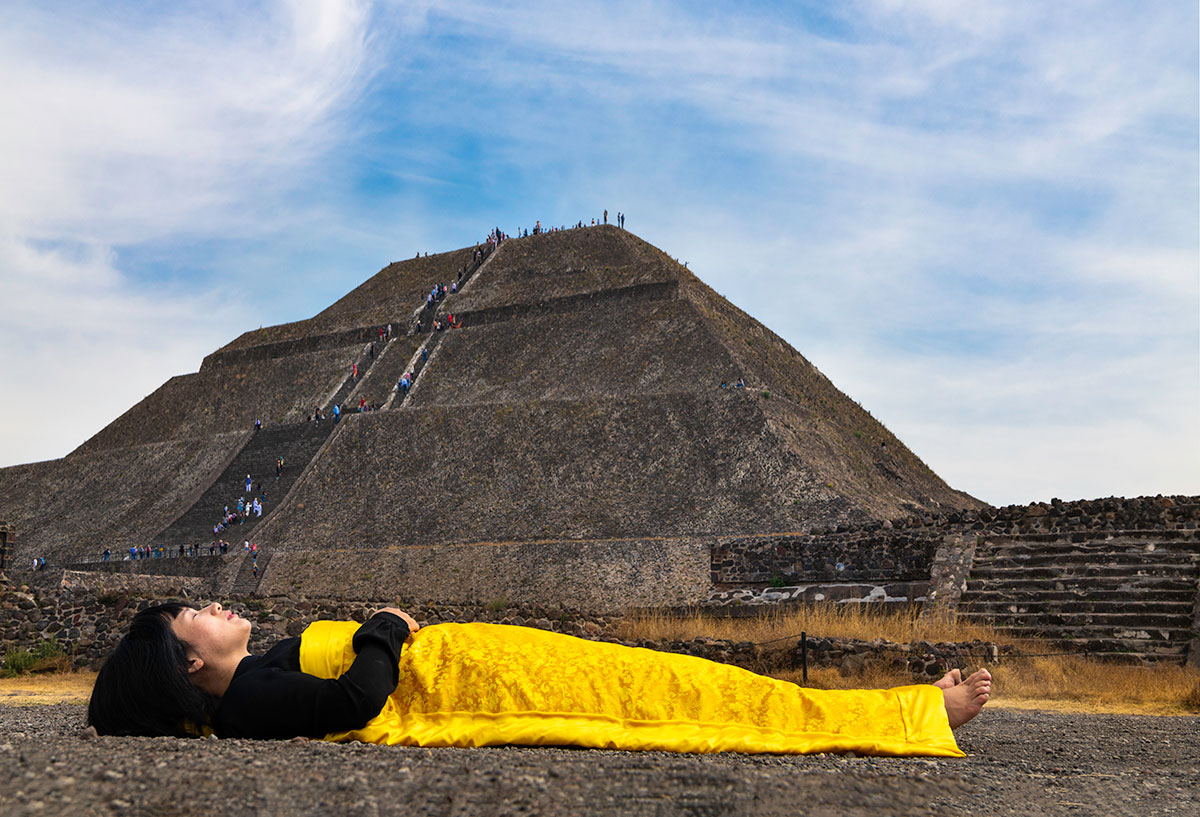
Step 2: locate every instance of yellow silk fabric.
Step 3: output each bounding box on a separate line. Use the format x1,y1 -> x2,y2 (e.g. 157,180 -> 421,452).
299,621 -> 963,757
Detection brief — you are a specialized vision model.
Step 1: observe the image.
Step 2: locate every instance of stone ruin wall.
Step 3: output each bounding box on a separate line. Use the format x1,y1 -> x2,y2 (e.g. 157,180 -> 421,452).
887,494 -> 1200,537
709,530 -> 940,606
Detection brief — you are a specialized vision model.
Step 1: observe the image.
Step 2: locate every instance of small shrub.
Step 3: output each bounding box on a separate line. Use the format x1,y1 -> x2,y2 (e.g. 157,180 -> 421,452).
768,574 -> 787,589
761,390 -> 770,399
486,597 -> 509,613
2,648 -> 37,677
2,637 -> 67,677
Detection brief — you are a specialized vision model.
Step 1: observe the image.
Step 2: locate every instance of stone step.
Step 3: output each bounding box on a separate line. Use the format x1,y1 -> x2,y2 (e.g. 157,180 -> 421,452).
960,586 -> 1197,603
984,635 -> 1190,660
152,421 -> 334,546
977,540 -> 1200,559
974,550 -> 1200,569
981,527 -> 1200,540
230,552 -> 270,596
964,576 -> 1196,593
960,599 -> 1192,616
955,619 -> 1193,644
956,609 -> 1192,630
970,563 -> 1197,580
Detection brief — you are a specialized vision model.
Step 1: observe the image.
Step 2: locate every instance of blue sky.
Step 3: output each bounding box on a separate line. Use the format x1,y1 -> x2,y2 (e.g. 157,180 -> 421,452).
1,0 -> 1196,506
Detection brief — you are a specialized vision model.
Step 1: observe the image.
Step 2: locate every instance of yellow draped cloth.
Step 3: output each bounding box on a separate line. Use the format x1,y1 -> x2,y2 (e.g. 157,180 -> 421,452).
299,621 -> 963,757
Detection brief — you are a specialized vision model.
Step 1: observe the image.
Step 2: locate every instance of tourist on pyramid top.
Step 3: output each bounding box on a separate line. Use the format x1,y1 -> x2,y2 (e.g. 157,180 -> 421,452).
87,603 -> 990,758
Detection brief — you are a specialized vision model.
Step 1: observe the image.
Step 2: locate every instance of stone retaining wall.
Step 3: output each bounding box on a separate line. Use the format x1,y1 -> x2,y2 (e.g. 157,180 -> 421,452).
883,495 -> 1200,537
1189,581 -> 1200,670
261,538 -> 710,613
57,556 -> 226,579
711,531 -> 940,585
704,581 -> 928,606
455,280 -> 678,329
201,325 -> 398,370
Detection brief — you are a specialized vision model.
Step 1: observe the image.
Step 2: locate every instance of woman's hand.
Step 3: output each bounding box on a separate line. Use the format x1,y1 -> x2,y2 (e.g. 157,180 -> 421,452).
373,607 -> 420,633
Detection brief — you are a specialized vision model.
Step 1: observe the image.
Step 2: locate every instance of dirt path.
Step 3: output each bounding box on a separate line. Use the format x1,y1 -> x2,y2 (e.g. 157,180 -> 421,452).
0,703 -> 1195,816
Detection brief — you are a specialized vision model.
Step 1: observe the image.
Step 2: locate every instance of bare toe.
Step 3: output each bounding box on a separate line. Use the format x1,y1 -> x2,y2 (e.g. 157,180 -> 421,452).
944,669 -> 991,729
933,668 -> 963,690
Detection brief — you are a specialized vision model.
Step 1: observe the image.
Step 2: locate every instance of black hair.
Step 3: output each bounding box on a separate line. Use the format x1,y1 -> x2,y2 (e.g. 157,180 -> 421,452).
87,602 -> 220,737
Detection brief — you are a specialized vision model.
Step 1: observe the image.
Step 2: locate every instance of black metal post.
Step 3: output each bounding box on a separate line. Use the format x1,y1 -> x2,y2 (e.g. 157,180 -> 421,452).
801,631 -> 808,683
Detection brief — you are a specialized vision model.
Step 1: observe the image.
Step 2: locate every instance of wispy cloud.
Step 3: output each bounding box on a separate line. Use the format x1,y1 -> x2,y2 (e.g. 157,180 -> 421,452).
0,0 -> 380,464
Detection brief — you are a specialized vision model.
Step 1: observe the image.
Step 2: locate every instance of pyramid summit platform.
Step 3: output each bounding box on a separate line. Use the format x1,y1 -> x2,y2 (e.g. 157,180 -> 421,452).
0,225 -> 983,608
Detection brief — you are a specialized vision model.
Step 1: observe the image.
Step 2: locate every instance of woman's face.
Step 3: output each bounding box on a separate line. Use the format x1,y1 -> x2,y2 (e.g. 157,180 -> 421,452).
170,602 -> 251,660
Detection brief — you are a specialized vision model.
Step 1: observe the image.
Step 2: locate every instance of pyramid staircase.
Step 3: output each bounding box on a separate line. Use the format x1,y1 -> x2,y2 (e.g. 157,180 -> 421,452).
231,551 -> 272,596
150,421 -> 336,548
957,532 -> 1200,662
150,344 -> 380,549
388,241 -> 499,408
142,250 -> 501,581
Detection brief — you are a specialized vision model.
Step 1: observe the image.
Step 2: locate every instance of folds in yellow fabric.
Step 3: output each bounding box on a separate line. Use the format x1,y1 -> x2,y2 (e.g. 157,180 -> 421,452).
299,620 -> 962,757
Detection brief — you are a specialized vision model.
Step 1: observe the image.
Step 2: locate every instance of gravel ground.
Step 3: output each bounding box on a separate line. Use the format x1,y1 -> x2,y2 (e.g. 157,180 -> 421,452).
0,704 -> 1196,817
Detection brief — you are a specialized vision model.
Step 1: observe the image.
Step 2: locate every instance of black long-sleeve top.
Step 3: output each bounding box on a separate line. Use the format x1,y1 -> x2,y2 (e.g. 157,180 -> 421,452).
214,612 -> 410,739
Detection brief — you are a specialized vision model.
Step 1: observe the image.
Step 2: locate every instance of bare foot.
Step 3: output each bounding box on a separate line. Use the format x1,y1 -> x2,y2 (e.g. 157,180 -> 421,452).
933,668 -> 963,690
943,669 -> 991,728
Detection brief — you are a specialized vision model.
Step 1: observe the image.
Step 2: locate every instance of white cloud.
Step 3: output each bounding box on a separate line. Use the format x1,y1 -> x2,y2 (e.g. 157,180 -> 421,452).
0,0 -> 379,466
0,234 -> 251,464
0,0 -> 373,241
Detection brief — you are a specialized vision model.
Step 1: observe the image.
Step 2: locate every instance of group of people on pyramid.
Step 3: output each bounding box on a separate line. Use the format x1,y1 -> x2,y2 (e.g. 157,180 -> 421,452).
506,210 -> 626,239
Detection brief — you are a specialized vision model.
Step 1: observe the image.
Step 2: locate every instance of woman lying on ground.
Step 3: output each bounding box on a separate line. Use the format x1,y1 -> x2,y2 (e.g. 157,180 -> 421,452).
87,602 -> 990,756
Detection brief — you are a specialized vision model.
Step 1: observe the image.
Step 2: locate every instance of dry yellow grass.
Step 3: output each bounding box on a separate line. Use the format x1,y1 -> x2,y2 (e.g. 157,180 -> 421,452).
617,607 -> 1200,717
0,671 -> 96,705
615,604 -> 1016,646
988,657 -> 1200,716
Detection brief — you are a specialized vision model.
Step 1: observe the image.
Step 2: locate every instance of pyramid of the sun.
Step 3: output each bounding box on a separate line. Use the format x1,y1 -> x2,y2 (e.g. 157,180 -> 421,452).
0,226 -> 981,605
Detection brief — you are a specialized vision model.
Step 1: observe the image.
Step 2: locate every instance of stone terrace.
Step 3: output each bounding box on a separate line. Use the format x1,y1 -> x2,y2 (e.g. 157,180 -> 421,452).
253,391 -> 866,555
959,530 -> 1199,662
449,226 -> 679,314
677,270 -> 983,520
0,432 -> 246,566
218,246 -> 482,353
75,344 -> 365,454
410,299 -> 742,407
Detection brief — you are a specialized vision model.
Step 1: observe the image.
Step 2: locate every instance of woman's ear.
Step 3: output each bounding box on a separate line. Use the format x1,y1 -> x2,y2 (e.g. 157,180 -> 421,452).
185,652 -> 204,675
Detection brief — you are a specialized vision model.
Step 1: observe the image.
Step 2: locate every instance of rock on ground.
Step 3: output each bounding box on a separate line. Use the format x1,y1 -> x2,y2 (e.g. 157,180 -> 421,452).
0,704 -> 1196,816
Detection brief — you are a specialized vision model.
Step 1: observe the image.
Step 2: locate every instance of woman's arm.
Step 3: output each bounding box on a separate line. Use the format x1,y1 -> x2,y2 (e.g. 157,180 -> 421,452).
216,611 -> 414,739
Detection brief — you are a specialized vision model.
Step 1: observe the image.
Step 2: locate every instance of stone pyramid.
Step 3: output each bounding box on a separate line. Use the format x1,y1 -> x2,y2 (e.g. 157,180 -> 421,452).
0,226 -> 982,604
